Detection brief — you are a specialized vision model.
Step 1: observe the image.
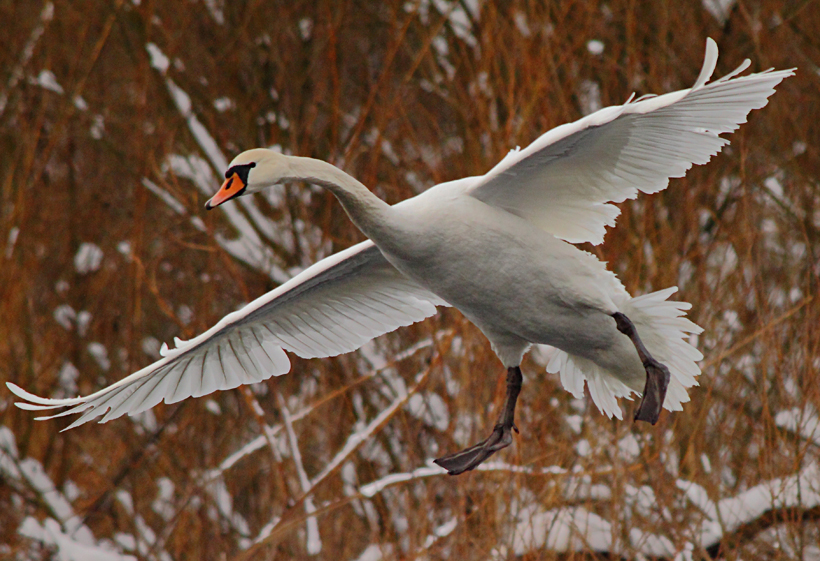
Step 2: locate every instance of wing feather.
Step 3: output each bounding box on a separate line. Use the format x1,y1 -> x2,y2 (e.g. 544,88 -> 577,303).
7,241 -> 445,429
468,38 -> 794,245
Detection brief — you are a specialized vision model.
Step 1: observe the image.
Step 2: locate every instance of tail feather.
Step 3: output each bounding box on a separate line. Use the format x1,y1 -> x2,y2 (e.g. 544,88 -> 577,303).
546,287 -> 703,420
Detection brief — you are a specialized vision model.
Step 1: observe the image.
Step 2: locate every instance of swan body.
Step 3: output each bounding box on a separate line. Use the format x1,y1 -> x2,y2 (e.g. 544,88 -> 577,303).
8,39 -> 793,472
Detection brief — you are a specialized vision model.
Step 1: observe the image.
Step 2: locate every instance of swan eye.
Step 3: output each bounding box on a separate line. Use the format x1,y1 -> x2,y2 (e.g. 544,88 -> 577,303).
224,162 -> 257,182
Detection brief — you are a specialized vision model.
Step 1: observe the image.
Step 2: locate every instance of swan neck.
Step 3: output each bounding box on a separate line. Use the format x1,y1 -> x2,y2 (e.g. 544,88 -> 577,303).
288,156 -> 393,240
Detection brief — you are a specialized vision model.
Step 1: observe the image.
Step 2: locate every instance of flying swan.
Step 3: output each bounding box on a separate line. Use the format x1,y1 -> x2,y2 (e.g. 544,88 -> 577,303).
8,39 -> 793,475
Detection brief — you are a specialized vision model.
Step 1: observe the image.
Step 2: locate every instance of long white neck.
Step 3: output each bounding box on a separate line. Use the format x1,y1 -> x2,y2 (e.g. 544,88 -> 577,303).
285,156 -> 397,244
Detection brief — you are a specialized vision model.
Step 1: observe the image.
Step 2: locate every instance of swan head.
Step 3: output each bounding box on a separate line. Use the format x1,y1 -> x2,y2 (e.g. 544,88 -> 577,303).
205,149 -> 290,209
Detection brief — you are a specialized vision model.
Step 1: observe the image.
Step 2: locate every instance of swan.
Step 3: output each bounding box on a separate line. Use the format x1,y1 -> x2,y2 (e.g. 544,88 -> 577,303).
8,39 -> 793,475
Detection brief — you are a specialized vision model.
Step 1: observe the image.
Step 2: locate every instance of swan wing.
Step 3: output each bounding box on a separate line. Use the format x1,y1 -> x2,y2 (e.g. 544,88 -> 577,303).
468,38 -> 794,245
7,241 -> 446,429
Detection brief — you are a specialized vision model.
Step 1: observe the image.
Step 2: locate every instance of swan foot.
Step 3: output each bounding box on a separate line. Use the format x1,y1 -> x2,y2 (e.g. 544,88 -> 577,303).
612,312 -> 670,425
634,358 -> 670,424
435,366 -> 522,475
434,422 -> 517,475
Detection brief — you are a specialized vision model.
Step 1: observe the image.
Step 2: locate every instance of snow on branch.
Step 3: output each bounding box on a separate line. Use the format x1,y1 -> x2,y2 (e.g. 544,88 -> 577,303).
0,1 -> 54,117
276,391 -> 322,555
143,42 -> 302,283
0,427 -> 142,561
250,366 -> 433,550
509,461 -> 820,558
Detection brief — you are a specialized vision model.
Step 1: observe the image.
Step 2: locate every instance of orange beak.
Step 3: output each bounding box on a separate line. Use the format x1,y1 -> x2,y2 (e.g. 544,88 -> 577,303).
205,173 -> 247,210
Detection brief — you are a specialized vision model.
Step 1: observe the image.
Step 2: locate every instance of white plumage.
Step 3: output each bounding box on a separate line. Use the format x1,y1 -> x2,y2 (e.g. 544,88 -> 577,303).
8,39 -> 792,473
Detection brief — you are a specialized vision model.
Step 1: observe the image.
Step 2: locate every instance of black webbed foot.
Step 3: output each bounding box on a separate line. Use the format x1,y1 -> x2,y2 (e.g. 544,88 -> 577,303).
434,366 -> 522,476
633,358 -> 670,424
434,422 -> 517,475
612,312 -> 671,425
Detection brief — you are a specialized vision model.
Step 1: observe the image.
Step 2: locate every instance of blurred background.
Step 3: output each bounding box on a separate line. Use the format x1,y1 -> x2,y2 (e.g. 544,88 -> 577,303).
1,0 -> 818,559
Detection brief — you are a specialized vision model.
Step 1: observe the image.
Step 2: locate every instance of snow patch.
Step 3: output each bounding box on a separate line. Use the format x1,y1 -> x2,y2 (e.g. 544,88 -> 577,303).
141,336 -> 161,358
19,517 -> 137,561
512,505 -> 612,554
298,18 -> 313,41
578,80 -> 602,115
213,97 -> 234,112
205,400 -> 222,415
74,242 -> 103,274
587,40 -> 605,55
54,304 -> 76,330
5,226 -> 19,258
405,392 -> 449,431
702,0 -> 737,24
513,12 -> 531,37
31,69 -> 64,93
58,362 -> 80,395
145,43 -> 169,73
203,0 -> 224,24
90,114 -> 105,139
87,342 -> 110,371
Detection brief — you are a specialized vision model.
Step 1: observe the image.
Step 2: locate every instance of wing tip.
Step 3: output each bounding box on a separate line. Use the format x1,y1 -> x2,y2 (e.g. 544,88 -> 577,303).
6,381 -> 51,405
693,37 -> 719,90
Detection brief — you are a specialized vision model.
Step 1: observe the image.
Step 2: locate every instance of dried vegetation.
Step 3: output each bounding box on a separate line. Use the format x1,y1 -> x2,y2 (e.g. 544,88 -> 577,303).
1,0 -> 819,559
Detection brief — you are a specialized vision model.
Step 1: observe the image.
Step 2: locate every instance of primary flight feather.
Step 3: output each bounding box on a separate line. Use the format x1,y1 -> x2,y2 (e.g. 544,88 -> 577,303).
8,39 -> 793,474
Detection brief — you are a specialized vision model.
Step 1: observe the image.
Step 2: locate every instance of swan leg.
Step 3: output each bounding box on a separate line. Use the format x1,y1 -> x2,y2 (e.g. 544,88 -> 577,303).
434,366 -> 522,475
612,312 -> 670,424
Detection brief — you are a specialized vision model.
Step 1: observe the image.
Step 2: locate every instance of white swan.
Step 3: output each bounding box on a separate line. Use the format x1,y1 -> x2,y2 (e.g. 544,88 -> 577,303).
8,39 -> 793,474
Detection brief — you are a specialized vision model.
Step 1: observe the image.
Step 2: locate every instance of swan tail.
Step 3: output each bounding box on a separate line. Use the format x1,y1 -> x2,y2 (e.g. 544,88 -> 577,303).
546,287 -> 703,420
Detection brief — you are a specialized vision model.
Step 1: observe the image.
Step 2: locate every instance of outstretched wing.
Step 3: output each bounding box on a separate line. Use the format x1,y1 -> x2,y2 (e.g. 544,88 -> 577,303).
7,241 -> 447,429
468,38 -> 794,245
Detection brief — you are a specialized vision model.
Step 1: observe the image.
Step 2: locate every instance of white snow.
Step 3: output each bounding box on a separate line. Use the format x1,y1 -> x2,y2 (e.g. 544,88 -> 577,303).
55,279 -> 70,293
145,43 -> 170,73
140,336 -> 161,358
360,465 -> 444,497
116,241 -> 131,256
203,0 -> 224,24
405,392 -> 449,431
152,478 -> 175,521
421,516 -> 458,549
54,304 -> 77,330
87,342 -> 111,371
513,505 -> 612,554
90,114 -> 105,139
565,414 -> 583,434
5,226 -> 19,258
177,304 -> 193,326
587,39 -> 605,55
578,80 -> 602,116
702,0 -> 737,24
205,399 -> 222,415
775,407 -> 820,446
276,393 -> 322,554
213,97 -> 234,112
74,242 -> 103,274
19,517 -> 137,561
0,2 -> 54,117
765,175 -> 784,198
77,310 -> 92,336
701,453 -> 712,474
57,362 -> 79,395
513,12 -> 531,37
298,18 -> 313,41
353,544 -> 392,561
31,69 -> 64,93
617,434 -> 640,460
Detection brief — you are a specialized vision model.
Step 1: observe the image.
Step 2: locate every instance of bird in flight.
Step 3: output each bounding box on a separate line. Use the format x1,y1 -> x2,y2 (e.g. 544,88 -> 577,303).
8,39 -> 793,475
